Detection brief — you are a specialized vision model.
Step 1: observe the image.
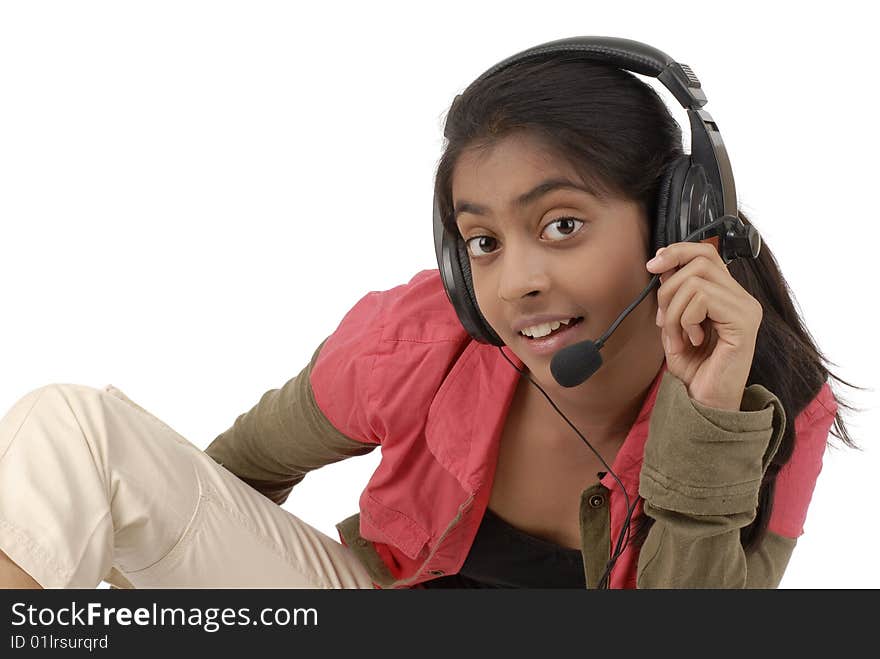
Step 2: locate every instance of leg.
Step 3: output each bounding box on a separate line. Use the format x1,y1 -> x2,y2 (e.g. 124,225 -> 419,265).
0,383 -> 375,588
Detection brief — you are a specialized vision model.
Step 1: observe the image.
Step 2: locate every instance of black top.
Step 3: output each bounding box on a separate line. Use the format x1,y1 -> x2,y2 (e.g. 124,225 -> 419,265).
420,506 -> 586,589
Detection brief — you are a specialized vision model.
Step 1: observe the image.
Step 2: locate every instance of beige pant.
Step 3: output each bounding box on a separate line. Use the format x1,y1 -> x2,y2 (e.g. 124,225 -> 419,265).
0,382 -> 376,589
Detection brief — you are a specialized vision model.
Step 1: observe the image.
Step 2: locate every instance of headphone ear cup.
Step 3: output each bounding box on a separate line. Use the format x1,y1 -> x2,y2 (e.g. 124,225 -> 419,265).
654,155 -> 692,255
434,193 -> 503,345
455,237 -> 504,345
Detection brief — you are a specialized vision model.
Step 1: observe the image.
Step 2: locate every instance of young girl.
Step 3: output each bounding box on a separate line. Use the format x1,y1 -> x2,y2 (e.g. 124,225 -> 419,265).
0,37 -> 859,589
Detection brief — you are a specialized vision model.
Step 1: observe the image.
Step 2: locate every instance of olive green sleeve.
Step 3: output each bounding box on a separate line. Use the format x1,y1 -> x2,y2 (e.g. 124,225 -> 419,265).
636,370 -> 790,588
204,338 -> 378,505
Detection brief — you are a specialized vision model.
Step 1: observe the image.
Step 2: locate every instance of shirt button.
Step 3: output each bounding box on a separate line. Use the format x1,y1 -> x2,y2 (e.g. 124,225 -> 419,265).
589,494 -> 606,508
429,569 -> 445,576
357,538 -> 368,547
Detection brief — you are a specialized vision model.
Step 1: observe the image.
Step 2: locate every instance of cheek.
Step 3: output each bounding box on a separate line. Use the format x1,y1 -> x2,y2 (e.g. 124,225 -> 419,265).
470,274 -> 498,319
582,252 -> 649,317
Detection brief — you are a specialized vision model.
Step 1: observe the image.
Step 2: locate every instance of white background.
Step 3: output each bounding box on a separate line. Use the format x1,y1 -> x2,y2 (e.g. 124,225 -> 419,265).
1,1 -> 876,589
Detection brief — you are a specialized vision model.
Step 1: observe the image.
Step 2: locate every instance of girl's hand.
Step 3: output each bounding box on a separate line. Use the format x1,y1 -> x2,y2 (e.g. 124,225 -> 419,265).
646,242 -> 762,411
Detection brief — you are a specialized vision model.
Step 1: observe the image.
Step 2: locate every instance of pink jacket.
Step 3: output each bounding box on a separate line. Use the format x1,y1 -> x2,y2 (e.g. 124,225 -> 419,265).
308,269 -> 838,588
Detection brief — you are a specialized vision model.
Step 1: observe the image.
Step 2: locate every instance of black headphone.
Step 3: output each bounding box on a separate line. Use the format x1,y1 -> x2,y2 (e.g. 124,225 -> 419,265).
431,36 -> 763,588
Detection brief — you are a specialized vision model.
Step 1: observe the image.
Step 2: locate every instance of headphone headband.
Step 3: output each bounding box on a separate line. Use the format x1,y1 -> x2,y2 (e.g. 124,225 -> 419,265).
444,36 -> 736,220
465,36 -> 707,110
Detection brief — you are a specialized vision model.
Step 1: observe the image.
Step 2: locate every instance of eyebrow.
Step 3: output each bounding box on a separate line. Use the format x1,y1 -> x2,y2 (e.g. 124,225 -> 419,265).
453,177 -> 596,224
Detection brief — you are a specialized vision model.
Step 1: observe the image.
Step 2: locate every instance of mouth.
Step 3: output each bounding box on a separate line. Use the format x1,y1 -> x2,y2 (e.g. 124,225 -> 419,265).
516,316 -> 585,355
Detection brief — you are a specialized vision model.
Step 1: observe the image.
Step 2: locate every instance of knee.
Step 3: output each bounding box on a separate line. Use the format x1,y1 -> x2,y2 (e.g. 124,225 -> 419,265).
27,383 -> 102,408
0,383 -> 107,466
8,383 -> 105,436
5,383 -> 87,416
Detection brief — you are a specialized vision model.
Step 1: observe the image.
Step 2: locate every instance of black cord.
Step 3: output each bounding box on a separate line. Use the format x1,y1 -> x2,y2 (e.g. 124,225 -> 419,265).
497,347 -> 635,589
596,492 -> 643,589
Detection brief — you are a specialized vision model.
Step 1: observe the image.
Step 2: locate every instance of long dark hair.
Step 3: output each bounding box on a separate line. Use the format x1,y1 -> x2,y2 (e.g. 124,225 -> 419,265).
433,52 -> 865,552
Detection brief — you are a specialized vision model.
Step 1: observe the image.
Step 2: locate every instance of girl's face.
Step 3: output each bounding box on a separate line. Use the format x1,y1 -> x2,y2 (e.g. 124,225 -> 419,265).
451,131 -> 661,387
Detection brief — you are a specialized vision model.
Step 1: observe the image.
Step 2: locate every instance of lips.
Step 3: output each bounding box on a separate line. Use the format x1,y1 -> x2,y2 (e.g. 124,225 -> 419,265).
518,316 -> 582,339
515,316 -> 585,356
512,313 -> 585,335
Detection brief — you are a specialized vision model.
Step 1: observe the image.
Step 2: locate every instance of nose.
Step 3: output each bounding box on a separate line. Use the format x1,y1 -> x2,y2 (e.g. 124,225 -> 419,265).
497,240 -> 551,303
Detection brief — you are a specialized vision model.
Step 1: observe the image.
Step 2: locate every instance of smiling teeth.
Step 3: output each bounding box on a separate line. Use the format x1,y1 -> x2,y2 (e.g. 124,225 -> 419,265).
520,317 -> 576,338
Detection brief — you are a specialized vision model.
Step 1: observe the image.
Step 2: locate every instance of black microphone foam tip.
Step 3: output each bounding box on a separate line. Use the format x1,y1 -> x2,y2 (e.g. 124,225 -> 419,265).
550,340 -> 603,388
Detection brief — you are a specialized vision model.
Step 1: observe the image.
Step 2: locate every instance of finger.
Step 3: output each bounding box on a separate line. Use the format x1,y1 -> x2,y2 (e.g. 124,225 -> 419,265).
680,298 -> 708,346
655,266 -> 678,326
662,282 -> 706,354
656,254 -> 737,312
646,241 -> 726,275
662,277 -> 742,353
659,265 -> 678,285
661,323 -> 693,357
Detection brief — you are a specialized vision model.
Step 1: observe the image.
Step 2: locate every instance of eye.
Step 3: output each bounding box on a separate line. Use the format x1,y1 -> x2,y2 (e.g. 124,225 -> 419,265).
464,235 -> 499,258
463,216 -> 586,260
542,216 -> 585,240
